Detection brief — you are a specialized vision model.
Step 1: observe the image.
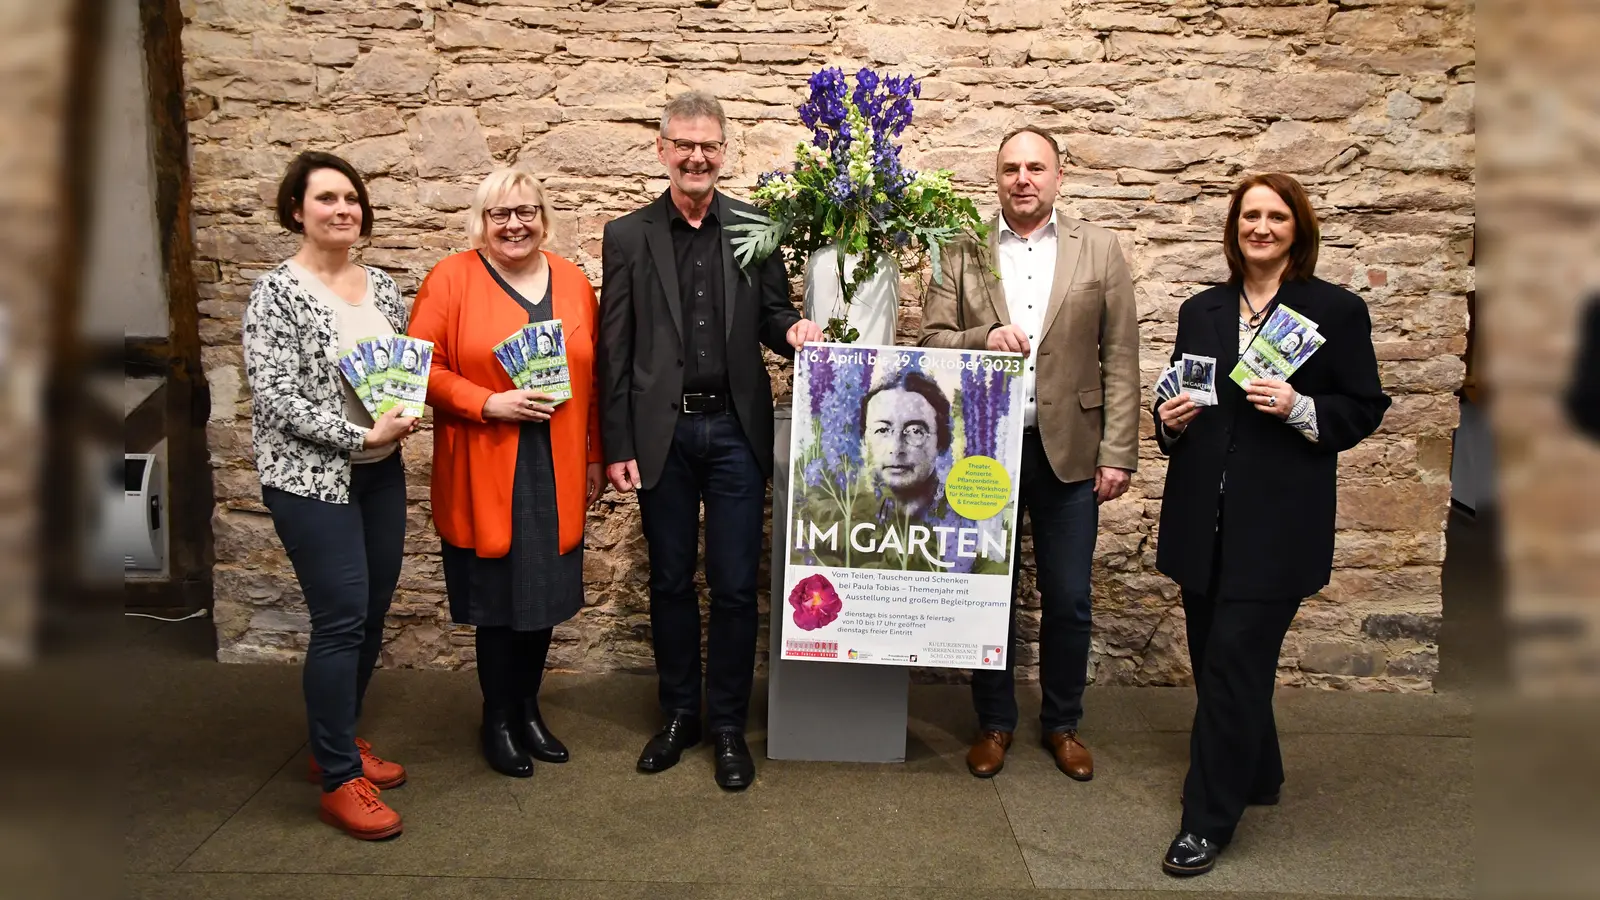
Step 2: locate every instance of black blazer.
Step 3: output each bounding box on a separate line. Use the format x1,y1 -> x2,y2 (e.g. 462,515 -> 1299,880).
598,190 -> 800,489
1568,295 -> 1600,440
1154,277 -> 1391,600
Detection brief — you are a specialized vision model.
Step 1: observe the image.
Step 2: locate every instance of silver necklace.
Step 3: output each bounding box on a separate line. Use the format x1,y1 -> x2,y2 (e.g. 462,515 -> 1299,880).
1240,286 -> 1271,327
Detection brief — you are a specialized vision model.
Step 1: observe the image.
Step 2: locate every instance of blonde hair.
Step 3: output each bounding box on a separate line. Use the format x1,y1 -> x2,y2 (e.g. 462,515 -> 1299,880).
466,167 -> 552,249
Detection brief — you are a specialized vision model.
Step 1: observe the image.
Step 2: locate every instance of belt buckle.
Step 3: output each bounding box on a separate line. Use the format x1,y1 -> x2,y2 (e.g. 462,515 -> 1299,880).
682,392 -> 707,414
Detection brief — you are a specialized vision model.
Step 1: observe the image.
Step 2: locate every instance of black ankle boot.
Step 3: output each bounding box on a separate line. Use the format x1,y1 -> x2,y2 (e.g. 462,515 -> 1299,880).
481,705 -> 533,778
517,698 -> 570,763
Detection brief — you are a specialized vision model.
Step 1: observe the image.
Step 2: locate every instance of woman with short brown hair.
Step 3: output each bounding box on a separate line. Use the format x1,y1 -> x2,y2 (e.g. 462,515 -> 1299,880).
245,151 -> 416,840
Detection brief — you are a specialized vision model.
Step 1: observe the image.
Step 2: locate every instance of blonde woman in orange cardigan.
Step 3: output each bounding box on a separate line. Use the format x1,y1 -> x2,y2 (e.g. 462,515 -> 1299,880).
407,168 -> 603,778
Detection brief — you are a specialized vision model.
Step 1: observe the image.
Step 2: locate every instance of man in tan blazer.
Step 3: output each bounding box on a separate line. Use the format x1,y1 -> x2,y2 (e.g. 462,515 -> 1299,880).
919,125 -> 1140,782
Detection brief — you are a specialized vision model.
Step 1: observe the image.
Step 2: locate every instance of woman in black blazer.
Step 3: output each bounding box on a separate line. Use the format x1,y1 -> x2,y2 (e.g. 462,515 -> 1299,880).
1153,174 -> 1391,877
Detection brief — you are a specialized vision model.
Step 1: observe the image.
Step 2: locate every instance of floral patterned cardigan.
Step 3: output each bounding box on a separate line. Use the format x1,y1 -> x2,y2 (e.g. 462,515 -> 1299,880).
241,261 -> 409,503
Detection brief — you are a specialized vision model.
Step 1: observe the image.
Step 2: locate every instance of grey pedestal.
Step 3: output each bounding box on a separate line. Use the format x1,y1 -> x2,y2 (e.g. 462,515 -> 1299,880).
766,403 -> 910,762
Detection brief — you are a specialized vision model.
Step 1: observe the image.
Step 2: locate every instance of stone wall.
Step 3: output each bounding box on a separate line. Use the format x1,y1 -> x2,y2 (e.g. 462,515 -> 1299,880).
190,0 -> 1474,689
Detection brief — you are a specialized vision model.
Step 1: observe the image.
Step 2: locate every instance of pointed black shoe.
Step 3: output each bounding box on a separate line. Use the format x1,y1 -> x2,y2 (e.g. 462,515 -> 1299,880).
1162,832 -> 1223,877
517,698 -> 569,764
637,713 -> 701,773
713,731 -> 755,791
482,706 -> 534,778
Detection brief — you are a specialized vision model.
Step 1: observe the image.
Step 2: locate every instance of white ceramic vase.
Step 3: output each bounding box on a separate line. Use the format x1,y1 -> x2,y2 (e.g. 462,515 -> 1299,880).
802,246 -> 900,346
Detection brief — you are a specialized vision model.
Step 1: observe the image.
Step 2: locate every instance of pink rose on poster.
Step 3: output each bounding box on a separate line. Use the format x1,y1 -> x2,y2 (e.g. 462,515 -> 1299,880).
788,574 -> 843,631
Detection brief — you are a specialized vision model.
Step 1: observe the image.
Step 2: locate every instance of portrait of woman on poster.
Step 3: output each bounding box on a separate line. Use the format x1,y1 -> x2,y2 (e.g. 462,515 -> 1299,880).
1151,173 -> 1390,878
405,167 -> 604,780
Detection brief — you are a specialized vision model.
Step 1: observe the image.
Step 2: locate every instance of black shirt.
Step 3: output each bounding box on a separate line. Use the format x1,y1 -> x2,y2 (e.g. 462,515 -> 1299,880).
668,193 -> 728,393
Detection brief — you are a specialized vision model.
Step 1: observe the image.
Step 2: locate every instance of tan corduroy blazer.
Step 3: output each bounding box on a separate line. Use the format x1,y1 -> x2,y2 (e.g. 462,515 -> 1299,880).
918,210 -> 1141,483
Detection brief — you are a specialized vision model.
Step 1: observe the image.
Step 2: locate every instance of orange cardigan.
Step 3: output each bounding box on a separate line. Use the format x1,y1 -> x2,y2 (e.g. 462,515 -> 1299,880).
407,249 -> 602,558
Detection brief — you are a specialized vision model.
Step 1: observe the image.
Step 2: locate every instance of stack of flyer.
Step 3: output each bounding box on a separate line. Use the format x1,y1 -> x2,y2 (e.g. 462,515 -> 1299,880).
1155,354 -> 1219,407
337,335 -> 433,418
492,319 -> 571,404
1230,304 -> 1326,386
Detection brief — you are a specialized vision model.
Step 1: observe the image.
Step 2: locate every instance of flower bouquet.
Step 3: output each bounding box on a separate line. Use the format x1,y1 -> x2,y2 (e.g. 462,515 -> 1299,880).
728,67 -> 988,343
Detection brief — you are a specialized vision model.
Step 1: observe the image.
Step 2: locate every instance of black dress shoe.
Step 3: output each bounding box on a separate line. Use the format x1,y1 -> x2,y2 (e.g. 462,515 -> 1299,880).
482,705 -> 533,778
1162,831 -> 1223,877
637,713 -> 701,773
517,698 -> 569,764
712,731 -> 755,791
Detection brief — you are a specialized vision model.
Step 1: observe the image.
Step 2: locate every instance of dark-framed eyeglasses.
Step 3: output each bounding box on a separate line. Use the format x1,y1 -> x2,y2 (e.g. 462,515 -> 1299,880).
664,138 -> 725,158
486,205 -> 541,225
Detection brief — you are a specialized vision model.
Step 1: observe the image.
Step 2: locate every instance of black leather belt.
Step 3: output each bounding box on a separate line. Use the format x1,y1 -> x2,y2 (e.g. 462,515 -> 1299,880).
681,392 -> 727,414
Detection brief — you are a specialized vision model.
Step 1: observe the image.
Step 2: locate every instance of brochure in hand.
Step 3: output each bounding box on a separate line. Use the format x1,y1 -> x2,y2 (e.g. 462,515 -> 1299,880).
381,335 -> 433,418
357,337 -> 393,410
1229,304 -> 1326,387
494,320 -> 572,404
1157,355 -> 1218,407
524,320 -> 571,403
337,350 -> 376,417
339,336 -> 432,419
1180,354 -> 1219,406
493,330 -> 533,389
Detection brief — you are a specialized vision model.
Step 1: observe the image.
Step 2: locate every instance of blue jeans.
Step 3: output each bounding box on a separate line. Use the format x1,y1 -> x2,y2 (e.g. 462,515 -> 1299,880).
637,410 -> 766,732
262,453 -> 406,791
971,431 -> 1098,734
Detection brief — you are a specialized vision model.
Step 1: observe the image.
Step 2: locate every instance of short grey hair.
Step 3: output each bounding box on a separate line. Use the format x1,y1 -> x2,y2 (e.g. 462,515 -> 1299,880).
660,91 -> 727,139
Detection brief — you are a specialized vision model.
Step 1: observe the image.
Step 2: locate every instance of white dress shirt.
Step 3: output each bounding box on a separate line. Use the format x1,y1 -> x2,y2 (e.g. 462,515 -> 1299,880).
996,210 -> 1058,427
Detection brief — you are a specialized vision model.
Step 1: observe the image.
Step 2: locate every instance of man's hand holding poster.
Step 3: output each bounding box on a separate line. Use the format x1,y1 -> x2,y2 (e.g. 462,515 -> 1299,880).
781,343 -> 1024,670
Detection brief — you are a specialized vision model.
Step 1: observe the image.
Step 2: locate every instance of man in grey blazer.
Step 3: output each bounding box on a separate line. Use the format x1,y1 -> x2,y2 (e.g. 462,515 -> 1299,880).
598,91 -> 822,791
919,126 -> 1141,783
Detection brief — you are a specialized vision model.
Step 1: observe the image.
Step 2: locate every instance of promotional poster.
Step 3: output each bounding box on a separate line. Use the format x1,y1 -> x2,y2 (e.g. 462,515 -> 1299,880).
780,343 -> 1025,670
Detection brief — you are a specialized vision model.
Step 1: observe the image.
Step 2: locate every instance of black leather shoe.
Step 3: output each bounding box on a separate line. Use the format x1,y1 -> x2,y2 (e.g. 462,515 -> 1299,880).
482,706 -> 533,778
712,731 -> 755,791
636,713 -> 701,773
1162,831 -> 1223,877
517,698 -> 569,764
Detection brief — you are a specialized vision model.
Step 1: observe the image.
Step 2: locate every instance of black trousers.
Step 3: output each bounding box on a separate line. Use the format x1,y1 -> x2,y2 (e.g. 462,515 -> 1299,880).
475,626 -> 553,710
1179,522 -> 1302,844
262,453 -> 406,792
636,410 -> 765,732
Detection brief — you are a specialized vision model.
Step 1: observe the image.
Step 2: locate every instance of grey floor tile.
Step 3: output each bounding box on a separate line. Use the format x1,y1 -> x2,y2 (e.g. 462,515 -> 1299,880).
997,731 -> 1471,898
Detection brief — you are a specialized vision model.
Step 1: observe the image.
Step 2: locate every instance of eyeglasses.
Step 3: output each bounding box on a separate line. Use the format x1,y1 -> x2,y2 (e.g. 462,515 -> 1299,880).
870,423 -> 932,447
663,138 -> 725,158
486,205 -> 541,225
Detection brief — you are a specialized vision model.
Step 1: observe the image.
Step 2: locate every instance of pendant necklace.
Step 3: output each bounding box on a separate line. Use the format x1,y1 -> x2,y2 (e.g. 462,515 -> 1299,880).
1240,286 -> 1271,327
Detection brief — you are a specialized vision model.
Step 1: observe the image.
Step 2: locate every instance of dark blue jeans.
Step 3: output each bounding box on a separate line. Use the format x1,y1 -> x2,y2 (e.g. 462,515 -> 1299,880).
637,410 -> 766,732
262,452 -> 406,792
971,431 -> 1098,734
